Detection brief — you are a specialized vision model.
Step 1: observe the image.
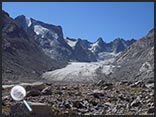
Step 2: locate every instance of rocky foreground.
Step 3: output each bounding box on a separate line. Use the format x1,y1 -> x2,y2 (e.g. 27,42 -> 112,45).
2,80 -> 154,115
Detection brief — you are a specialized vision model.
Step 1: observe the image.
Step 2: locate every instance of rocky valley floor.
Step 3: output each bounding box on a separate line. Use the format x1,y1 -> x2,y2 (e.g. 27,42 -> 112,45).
2,80 -> 154,115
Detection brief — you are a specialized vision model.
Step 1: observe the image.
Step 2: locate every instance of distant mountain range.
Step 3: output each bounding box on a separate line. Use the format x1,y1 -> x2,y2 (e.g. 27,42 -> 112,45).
15,15 -> 136,62
2,10 -> 154,83
42,28 -> 154,83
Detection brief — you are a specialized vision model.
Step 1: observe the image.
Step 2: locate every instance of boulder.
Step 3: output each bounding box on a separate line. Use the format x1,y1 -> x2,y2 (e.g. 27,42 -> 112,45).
104,102 -> 113,107
147,107 -> 154,114
130,99 -> 142,107
27,89 -> 41,97
62,101 -> 72,109
72,101 -> 84,109
41,86 -> 52,95
89,90 -> 104,98
96,80 -> 113,88
96,80 -> 105,86
89,100 -> 98,106
2,96 -> 10,101
145,83 -> 154,89
119,80 -> 132,85
130,80 -> 145,88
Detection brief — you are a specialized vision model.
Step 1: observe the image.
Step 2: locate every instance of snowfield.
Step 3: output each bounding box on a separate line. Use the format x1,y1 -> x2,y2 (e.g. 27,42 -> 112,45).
65,39 -> 77,48
42,59 -> 119,82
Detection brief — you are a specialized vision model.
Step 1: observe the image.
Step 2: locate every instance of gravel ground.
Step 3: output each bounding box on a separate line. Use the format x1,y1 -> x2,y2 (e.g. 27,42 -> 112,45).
2,80 -> 154,115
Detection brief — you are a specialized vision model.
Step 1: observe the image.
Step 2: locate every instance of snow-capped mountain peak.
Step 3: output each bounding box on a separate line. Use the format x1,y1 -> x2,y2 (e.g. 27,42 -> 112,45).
15,14 -> 136,62
34,25 -> 59,39
89,42 -> 101,52
97,37 -> 105,43
34,25 -> 49,35
88,38 -> 106,53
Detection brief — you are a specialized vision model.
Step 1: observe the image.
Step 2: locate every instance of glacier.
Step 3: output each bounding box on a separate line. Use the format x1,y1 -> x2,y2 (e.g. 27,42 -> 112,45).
42,59 -> 119,82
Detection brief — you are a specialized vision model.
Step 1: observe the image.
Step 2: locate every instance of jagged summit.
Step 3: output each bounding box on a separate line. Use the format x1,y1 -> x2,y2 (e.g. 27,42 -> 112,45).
96,37 -> 105,43
14,13 -> 136,62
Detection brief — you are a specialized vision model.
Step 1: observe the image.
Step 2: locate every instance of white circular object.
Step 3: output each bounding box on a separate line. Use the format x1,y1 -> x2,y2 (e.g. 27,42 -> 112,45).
10,85 -> 26,101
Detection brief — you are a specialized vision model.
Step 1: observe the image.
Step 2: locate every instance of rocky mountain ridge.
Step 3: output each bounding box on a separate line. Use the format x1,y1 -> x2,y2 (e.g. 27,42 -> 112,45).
2,10 -> 66,82
111,28 -> 154,82
15,15 -> 136,62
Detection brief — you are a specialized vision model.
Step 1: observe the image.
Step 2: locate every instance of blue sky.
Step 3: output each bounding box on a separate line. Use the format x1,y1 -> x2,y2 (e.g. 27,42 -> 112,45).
2,2 -> 154,43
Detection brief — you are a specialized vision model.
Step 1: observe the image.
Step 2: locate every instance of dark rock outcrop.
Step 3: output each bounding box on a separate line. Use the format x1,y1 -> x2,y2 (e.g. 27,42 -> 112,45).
2,10 -> 66,82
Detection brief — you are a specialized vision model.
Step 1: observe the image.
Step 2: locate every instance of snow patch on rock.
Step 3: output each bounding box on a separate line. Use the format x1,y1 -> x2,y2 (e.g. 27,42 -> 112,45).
34,25 -> 59,39
88,42 -> 101,53
139,62 -> 152,72
25,17 -> 32,27
34,25 -> 49,36
65,39 -> 77,48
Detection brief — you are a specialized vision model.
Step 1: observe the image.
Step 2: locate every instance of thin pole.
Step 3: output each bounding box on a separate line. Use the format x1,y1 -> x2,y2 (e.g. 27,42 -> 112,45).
23,100 -> 32,112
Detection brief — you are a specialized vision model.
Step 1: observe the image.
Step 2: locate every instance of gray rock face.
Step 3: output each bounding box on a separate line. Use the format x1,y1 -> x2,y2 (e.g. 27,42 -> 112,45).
111,38 -> 136,53
15,15 -> 72,61
111,28 -> 154,82
70,40 -> 97,62
2,10 -> 66,82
